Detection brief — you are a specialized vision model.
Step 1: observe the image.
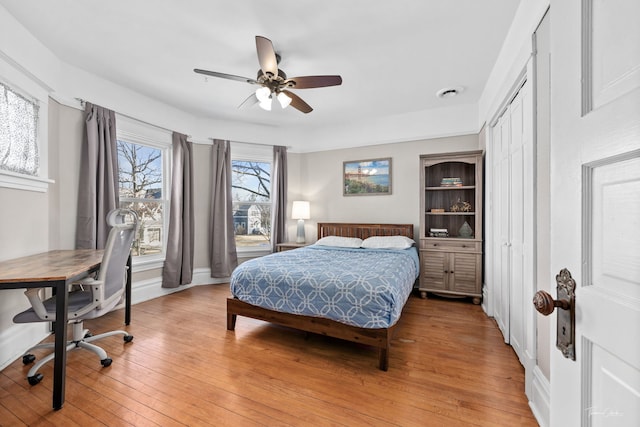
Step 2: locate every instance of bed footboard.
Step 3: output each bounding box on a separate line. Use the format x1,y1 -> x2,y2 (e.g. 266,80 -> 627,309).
227,297 -> 395,371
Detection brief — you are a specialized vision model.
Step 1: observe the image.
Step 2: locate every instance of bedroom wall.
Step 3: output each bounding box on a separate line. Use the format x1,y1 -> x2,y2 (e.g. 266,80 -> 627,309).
44,102 -> 222,291
292,134 -> 480,241
0,101 -> 66,370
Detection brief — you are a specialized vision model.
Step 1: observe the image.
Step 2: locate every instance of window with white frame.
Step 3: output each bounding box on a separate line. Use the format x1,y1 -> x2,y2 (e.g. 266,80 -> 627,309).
0,66 -> 50,193
0,81 -> 39,176
116,117 -> 171,264
231,158 -> 272,252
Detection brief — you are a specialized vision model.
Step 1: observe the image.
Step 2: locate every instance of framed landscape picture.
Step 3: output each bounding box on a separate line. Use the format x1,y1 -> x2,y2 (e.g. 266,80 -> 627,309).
343,157 -> 392,196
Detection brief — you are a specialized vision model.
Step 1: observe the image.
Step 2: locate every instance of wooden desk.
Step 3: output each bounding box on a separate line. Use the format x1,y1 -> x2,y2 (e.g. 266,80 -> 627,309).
0,249 -> 132,410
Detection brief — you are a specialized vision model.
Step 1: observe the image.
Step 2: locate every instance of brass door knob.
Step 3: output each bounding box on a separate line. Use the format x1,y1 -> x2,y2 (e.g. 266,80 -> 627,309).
533,290 -> 570,315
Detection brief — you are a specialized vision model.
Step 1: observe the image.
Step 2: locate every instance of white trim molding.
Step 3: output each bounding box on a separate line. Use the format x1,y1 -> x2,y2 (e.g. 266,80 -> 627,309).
0,169 -> 54,192
130,268 -> 228,305
529,365 -> 551,427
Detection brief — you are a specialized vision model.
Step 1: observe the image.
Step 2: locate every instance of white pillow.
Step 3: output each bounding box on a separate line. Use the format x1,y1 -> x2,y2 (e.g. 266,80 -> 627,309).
314,236 -> 363,248
361,235 -> 415,249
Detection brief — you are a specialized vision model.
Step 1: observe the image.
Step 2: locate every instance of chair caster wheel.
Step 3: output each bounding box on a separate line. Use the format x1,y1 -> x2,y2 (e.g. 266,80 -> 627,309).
101,358 -> 112,367
22,354 -> 36,364
124,335 -> 133,343
28,373 -> 43,385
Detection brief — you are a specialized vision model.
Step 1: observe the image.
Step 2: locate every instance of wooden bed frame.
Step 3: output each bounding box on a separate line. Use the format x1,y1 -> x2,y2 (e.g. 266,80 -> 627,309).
226,222 -> 415,371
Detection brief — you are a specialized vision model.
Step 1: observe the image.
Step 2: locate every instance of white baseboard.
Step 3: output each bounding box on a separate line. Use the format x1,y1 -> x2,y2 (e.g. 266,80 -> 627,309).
0,322 -> 49,371
529,365 -> 550,427
481,281 -> 492,316
130,268 -> 228,304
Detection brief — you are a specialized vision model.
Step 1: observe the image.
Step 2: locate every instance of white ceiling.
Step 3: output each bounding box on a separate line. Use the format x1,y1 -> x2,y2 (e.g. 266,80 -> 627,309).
1,0 -> 521,150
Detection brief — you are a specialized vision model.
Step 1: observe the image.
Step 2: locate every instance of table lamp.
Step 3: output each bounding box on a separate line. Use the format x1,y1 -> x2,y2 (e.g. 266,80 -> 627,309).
291,201 -> 310,243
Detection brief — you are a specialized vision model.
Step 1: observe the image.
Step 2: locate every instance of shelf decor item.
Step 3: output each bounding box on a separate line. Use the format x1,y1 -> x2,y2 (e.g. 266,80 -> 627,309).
451,199 -> 472,212
429,228 -> 449,237
458,221 -> 473,238
440,177 -> 463,187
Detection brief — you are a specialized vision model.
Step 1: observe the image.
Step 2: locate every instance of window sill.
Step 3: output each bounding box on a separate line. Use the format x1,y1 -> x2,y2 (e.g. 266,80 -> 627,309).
132,255 -> 165,272
0,170 -> 54,193
237,248 -> 273,259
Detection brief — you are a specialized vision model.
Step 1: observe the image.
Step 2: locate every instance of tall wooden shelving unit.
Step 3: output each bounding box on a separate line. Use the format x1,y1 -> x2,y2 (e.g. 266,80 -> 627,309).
419,150 -> 483,304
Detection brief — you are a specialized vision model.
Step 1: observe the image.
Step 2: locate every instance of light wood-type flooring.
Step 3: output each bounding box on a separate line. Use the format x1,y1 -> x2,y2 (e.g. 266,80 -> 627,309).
0,284 -> 538,426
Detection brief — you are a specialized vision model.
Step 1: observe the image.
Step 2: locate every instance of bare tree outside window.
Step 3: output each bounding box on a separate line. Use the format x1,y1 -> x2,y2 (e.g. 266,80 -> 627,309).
117,140 -> 165,256
232,160 -> 272,248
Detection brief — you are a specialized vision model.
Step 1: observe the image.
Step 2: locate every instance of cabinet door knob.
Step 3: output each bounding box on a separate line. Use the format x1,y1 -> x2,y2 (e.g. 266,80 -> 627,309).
444,270 -> 449,273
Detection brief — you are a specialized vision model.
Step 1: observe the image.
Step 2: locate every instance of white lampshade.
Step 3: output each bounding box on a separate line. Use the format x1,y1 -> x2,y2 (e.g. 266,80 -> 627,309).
291,201 -> 310,220
255,87 -> 271,102
277,91 -> 292,109
256,87 -> 273,111
259,99 -> 272,111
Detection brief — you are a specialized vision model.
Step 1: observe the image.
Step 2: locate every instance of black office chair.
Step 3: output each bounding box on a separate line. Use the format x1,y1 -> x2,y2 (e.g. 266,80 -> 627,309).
13,208 -> 138,385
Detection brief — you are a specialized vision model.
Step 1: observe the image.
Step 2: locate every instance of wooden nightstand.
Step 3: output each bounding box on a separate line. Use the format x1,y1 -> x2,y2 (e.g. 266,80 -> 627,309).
276,242 -> 309,252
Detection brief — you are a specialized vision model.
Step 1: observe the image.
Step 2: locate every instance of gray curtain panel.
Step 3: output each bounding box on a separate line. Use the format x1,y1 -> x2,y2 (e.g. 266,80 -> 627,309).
75,103 -> 119,249
209,139 -> 238,277
270,145 -> 288,251
162,132 -> 194,288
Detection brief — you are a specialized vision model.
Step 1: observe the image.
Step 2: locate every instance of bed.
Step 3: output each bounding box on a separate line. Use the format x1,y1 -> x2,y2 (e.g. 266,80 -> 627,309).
227,222 -> 419,370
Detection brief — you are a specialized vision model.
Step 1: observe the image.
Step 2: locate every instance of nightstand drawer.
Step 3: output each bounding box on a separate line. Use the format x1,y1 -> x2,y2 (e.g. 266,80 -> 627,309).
276,242 -> 309,252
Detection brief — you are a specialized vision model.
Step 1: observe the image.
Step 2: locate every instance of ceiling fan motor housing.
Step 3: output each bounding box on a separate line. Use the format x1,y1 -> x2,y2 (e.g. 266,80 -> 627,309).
257,69 -> 295,93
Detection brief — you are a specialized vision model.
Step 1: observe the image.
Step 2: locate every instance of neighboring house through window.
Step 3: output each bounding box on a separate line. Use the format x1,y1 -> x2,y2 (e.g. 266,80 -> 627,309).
231,144 -> 273,254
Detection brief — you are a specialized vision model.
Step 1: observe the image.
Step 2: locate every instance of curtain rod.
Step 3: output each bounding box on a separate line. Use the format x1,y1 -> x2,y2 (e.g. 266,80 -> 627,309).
75,98 -> 190,138
211,138 -> 291,150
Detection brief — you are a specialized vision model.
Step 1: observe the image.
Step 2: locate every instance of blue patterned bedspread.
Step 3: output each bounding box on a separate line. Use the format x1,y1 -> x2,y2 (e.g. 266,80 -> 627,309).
230,245 -> 420,328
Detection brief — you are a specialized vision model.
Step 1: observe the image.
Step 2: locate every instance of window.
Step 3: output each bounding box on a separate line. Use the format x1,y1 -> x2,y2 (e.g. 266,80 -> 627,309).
232,159 -> 272,251
116,116 -> 171,266
117,138 -> 167,259
0,67 -> 50,193
0,81 -> 39,176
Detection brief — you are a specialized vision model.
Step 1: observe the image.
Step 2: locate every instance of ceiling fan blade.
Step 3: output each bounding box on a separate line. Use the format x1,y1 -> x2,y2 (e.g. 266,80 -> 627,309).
238,92 -> 259,109
287,75 -> 342,89
255,36 -> 278,78
194,69 -> 258,84
282,90 -> 313,114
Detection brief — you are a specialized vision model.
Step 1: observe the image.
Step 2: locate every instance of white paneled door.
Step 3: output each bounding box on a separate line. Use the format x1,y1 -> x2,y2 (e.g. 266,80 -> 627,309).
549,0 -> 640,425
491,79 -> 531,367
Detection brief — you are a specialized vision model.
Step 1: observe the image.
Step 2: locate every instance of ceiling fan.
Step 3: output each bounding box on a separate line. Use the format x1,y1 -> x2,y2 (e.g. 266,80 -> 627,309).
194,36 -> 342,114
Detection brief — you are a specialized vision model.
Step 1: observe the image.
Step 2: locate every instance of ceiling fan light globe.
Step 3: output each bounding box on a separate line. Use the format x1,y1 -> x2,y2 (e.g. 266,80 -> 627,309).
277,92 -> 292,109
255,86 -> 271,102
259,98 -> 272,111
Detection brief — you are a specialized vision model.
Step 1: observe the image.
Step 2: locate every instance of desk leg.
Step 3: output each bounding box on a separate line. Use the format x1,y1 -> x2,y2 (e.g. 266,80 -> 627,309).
52,279 -> 69,410
125,254 -> 132,325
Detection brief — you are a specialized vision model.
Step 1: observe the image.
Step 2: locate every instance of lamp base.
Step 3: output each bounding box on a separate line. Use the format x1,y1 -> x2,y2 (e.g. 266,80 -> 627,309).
296,219 -> 306,243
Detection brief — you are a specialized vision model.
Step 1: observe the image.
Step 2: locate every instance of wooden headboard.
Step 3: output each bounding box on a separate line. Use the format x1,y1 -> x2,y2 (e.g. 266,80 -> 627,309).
317,223 -> 415,240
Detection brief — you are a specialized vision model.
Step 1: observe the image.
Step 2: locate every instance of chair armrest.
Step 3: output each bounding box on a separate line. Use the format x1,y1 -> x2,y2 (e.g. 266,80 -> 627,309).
76,277 -> 124,313
23,288 -> 51,320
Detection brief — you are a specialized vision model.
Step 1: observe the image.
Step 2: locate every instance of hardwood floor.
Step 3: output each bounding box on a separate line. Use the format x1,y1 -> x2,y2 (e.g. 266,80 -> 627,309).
0,285 -> 538,426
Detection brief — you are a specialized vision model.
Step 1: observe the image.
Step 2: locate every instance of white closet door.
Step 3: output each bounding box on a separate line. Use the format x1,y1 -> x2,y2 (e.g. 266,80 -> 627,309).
509,84 -> 526,363
490,80 -> 530,366
493,112 -> 510,341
